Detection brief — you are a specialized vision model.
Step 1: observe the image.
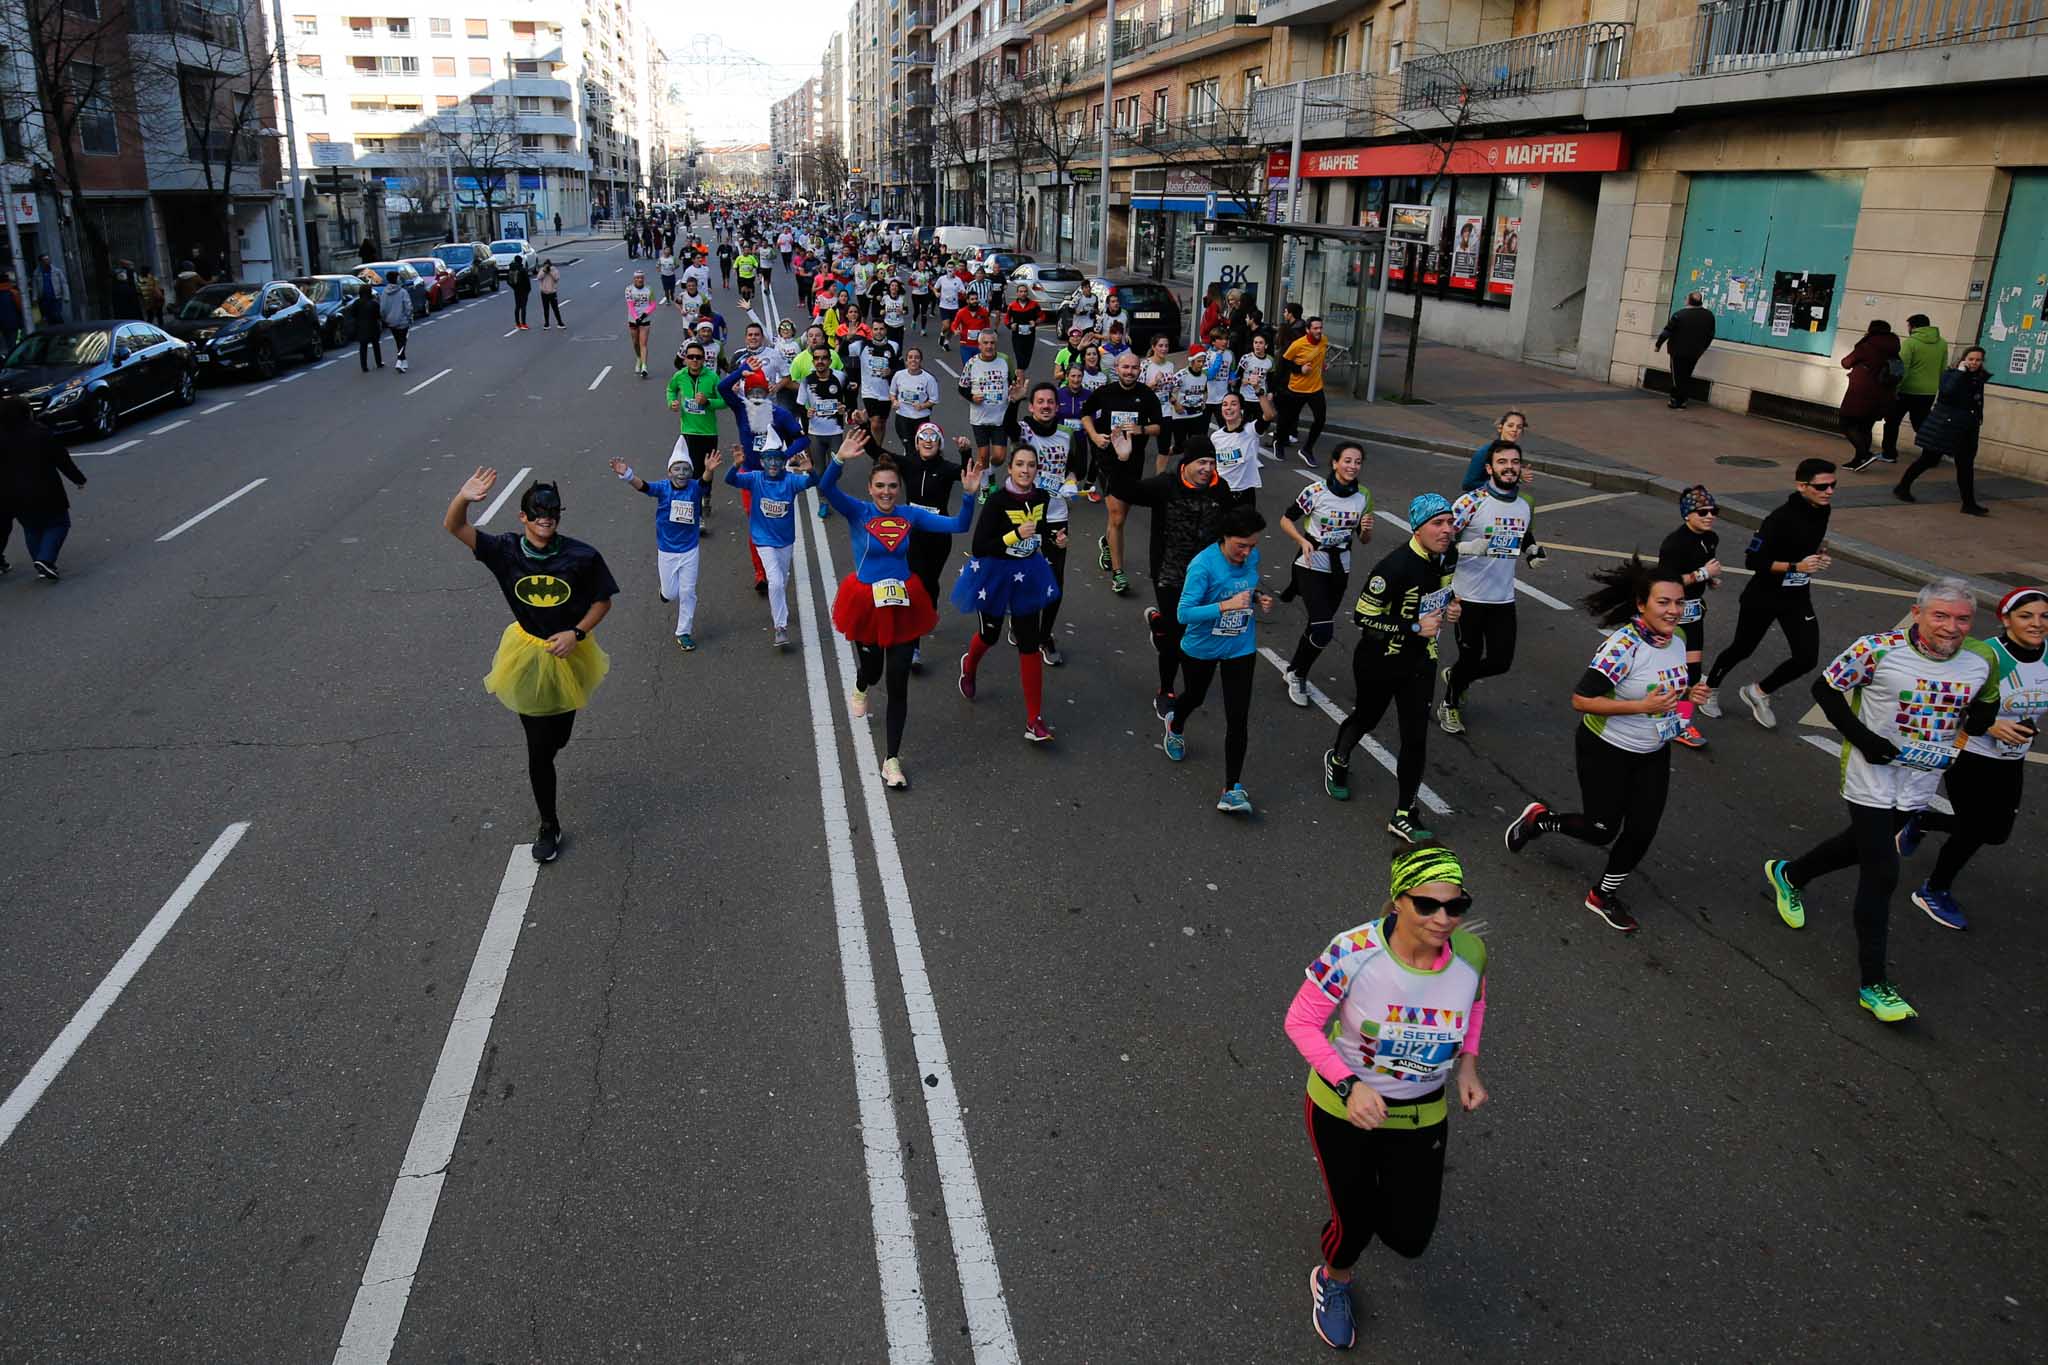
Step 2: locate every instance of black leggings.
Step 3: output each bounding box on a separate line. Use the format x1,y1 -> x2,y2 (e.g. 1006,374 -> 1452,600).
512,290 -> 529,326
1919,749 -> 2023,892
1332,656 -> 1433,811
1276,387 -> 1327,461
909,533 -> 952,606
1013,330 -> 1037,371
1545,725 -> 1671,883
1706,595 -> 1820,695
1303,1096 -> 1447,1270
855,641 -> 918,759
912,293 -> 933,325
1284,563 -> 1350,681
1786,802 -> 1907,988
1446,600 -> 1517,702
1040,534 -> 1068,638
1172,653 -> 1255,786
517,710 -> 577,827
1149,579 -> 1185,695
1898,440 -> 1979,508
358,335 -> 383,369
541,293 -> 564,326
977,611 -> 1042,652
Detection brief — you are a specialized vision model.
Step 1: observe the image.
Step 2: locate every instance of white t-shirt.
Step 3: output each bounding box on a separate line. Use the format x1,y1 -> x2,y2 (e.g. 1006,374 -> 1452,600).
1141,358 -> 1179,405
1016,420 -> 1075,524
1169,368 -> 1209,419
1964,637 -> 2047,761
936,274 -> 965,310
801,374 -> 846,436
1582,622 -> 1693,755
853,337 -> 897,400
1450,487 -> 1533,606
1238,353 -> 1274,402
1291,478 -> 1370,574
881,294 -> 910,329
890,368 -> 939,418
1305,917 -> 1486,1103
964,354 -> 1013,426
1209,422 -> 1264,493
1204,349 -> 1236,404
1822,630 -> 1993,809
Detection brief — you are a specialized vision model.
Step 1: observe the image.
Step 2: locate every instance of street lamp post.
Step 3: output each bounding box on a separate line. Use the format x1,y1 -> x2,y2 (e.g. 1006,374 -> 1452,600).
268,0 -> 312,274
1097,0 -> 1114,275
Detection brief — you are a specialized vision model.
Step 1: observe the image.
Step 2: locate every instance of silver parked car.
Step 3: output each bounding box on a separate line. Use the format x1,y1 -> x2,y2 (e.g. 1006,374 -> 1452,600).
1007,262 -> 1088,313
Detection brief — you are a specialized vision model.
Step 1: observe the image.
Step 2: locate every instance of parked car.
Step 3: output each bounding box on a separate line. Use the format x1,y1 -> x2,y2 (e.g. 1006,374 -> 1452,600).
357,261 -> 432,317
430,242 -> 501,296
971,247 -> 1035,278
0,321 -> 197,439
291,274 -> 370,346
163,281 -> 324,379
1061,275 -> 1186,352
486,238 -> 538,274
404,257 -> 461,310
1008,262 -> 1088,314
932,224 -> 989,255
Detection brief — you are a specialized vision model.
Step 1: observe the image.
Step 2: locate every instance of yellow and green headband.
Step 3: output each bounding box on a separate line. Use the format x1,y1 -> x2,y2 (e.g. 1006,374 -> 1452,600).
1390,844 -> 1465,901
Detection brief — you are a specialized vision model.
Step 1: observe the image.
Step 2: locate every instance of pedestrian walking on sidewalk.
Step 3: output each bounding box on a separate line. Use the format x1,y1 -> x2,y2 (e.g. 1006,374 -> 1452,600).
1,396 -> 88,580
1893,346 -> 1989,515
379,271 -> 413,372
537,259 -> 564,329
1838,320 -> 1901,471
508,256 -> 532,330
1883,314 -> 1945,460
1704,458 -> 1835,729
353,274 -> 385,370
1654,292 -> 1716,409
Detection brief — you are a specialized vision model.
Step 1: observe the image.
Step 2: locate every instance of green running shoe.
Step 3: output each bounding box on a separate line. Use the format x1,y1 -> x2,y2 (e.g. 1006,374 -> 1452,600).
1858,982 -> 1918,1023
1764,858 -> 1805,929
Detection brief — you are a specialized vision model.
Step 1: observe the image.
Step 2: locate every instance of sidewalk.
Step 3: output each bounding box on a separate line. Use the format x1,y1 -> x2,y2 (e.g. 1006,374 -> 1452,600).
1319,333 -> 2048,601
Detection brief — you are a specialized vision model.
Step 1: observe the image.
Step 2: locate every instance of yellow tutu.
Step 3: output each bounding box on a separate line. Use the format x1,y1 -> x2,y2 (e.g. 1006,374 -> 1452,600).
483,622 -> 610,716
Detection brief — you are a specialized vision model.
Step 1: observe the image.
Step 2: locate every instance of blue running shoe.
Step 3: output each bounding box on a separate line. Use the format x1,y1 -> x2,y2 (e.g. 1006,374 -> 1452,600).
1911,883 -> 1967,930
1216,784 -> 1252,814
1894,812 -> 1924,858
1309,1265 -> 1356,1350
1162,716 -> 1186,762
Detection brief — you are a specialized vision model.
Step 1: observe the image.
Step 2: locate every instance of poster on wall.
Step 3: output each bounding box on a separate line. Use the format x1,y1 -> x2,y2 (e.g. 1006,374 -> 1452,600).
1450,215 -> 1483,290
1487,215 -> 1520,297
1771,270 -> 1836,335
1771,304 -> 1793,337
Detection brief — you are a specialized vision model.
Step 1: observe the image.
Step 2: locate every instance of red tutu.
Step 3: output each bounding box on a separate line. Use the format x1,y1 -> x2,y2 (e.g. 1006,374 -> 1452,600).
833,572 -> 939,646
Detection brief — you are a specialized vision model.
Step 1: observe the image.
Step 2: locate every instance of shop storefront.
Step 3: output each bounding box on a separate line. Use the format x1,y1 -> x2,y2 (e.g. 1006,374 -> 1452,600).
1129,170 -> 1248,282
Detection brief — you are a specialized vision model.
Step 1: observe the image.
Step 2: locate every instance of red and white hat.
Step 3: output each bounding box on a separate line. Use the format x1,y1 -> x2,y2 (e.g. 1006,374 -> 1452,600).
1997,586 -> 2048,617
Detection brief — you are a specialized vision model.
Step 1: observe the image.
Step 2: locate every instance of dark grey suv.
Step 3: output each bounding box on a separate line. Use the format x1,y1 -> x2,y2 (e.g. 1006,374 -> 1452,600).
429,242 -> 501,297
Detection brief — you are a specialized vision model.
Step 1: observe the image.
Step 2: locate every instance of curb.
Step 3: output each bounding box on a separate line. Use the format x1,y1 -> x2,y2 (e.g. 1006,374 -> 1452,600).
1325,420 -> 2007,606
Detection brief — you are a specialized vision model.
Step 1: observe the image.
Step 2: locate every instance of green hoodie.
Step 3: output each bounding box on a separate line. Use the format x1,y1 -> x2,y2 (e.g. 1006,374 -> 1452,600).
1900,325 -> 1946,396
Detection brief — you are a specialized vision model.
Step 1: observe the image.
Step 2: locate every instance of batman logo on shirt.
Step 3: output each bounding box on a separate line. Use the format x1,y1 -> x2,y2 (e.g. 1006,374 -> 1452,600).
514,574 -> 572,608
866,515 -> 911,553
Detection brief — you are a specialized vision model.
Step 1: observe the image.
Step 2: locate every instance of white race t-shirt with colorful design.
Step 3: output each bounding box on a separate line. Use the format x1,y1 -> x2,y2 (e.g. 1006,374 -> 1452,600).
1583,622 -> 1692,754
1304,917 -> 1487,1106
964,354 -> 1013,425
1238,353 -> 1274,403
1964,637 -> 2047,761
1209,422 -> 1264,493
1292,478 -> 1371,575
1450,487 -> 1532,606
1822,629 -> 1993,809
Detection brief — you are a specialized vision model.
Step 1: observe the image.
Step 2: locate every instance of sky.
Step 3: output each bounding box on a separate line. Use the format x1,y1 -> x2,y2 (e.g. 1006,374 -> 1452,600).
652,7 -> 846,146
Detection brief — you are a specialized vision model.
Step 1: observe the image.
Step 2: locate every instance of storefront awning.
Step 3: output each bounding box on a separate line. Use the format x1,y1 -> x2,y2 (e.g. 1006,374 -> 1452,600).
1129,195 -> 1246,215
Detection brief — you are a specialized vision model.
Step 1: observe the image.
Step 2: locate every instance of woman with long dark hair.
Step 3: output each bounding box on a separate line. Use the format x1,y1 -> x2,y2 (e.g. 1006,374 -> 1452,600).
1893,345 -> 1990,515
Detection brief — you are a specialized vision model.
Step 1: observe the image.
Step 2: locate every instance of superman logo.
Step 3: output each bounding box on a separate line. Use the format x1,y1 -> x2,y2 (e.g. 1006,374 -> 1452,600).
514,574 -> 571,608
866,515 -> 911,552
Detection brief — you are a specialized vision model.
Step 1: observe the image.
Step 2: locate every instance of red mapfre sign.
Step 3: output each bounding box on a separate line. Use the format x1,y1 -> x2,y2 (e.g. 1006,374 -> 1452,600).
1267,132 -> 1630,180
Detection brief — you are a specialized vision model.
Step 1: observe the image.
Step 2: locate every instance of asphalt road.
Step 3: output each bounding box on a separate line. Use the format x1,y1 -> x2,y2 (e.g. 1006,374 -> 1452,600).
3,241 -> 2044,1364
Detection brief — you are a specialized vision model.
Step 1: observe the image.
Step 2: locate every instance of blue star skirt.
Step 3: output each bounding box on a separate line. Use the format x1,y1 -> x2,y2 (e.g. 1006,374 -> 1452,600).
950,551 -> 1062,619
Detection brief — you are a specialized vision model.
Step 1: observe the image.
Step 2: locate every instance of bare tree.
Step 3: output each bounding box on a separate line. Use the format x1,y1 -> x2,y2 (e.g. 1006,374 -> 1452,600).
1123,107 -> 1267,224
930,87 -> 981,226
1010,71 -> 1095,259
384,148 -> 448,225
1378,87 -> 1482,402
441,100 -> 524,227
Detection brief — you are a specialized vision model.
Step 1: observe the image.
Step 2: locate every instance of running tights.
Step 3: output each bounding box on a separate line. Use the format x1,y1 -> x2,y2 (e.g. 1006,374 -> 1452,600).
512,293 -> 528,326
1013,331 -> 1037,372
1534,727 -> 1671,891
1916,750 -> 2022,893
968,614 -> 1045,719
909,532 -> 951,607
1276,388 -> 1327,463
1332,656 -> 1433,811
1303,1096 -> 1447,1270
1285,564 -> 1349,682
855,641 -> 917,758
518,711 -> 577,828
1150,579 -> 1185,696
1172,653 -> 1255,786
1786,802 -> 1906,987
541,294 -> 564,327
1707,596 -> 1819,695
1446,600 -> 1518,703
1040,536 -> 1069,639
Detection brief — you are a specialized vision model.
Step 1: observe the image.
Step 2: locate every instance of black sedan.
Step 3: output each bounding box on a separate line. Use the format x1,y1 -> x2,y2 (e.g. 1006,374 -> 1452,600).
0,320 -> 198,439
430,242 -> 501,297
292,274 -> 370,347
163,281 -> 325,379
1061,275 -> 1186,354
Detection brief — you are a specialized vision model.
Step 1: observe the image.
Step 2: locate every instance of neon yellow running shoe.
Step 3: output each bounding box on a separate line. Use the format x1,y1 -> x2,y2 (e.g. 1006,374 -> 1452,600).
1764,859 -> 1805,930
1858,982 -> 1918,1023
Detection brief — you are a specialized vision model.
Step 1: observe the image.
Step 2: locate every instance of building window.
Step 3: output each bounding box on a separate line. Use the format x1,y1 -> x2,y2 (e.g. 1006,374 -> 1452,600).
521,133 -> 542,149
387,18 -> 410,39
70,63 -> 119,155
518,95 -> 541,112
1387,4 -> 1405,72
1329,32 -> 1347,74
471,93 -> 493,107
1670,171 -> 1864,356
437,94 -> 458,109
294,14 -> 316,35
1243,66 -> 1263,101
297,53 -> 323,74
512,20 -> 536,37
348,17 -> 372,37
469,57 -> 491,76
431,17 -> 450,36
466,18 -> 488,38
1151,89 -> 1167,130
301,93 -> 325,115
433,56 -> 455,76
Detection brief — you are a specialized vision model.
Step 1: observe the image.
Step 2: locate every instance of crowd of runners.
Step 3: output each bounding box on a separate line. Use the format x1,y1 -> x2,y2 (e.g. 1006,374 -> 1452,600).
437,196 -> 2044,1354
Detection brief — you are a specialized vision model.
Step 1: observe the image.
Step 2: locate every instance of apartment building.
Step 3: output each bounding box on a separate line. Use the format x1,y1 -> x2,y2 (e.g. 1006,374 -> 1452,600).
1251,0 -> 2048,478
770,78 -> 818,198
845,0 -> 882,209
283,1 -> 652,254
819,31 -> 845,169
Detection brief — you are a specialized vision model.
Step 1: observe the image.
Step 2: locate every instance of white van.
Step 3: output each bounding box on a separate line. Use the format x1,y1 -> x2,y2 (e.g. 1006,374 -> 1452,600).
933,224 -> 1000,256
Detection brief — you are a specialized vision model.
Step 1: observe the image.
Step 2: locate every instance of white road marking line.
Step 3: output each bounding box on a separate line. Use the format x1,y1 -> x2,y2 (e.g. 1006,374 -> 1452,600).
587,365 -> 612,390
200,401 -> 234,414
804,495 -> 1021,1364
1256,646 -> 1453,815
332,846 -> 538,1365
71,439 -> 142,457
586,280 -> 600,288
934,357 -> 961,379
0,822 -> 250,1149
405,367 -> 452,396
787,510 -> 938,1364
157,478 -> 267,541
1537,490 -> 1635,514
246,384 -> 277,396
474,466 -> 530,527
1516,579 -> 1572,611
279,371 -> 305,382
316,357 -> 340,369
503,329 -> 519,338
150,419 -> 190,435
1535,541 -> 1918,599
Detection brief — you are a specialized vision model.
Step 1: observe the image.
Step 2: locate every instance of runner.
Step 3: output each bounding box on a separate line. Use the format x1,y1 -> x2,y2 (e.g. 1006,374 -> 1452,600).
1128,437 -> 1235,720
1502,556 -> 1702,932
1053,326 -> 1089,380
656,249 -> 677,304
1286,842 -> 1489,1352
797,339 -> 853,466
847,323 -> 901,455
1324,494 -> 1461,844
900,422 -> 968,671
1760,578 -> 1995,1021
1167,346 -> 1213,466
1056,362 -> 1097,505
1654,485 -> 1724,749
889,346 -> 941,452
1704,458 -> 1836,727
666,341 -> 725,529
1080,351 -> 1165,596
609,446 -> 720,650
959,328 -> 1021,472
1140,333 -> 1181,468
1001,381 -> 1083,666
908,259 -> 933,333
444,470 -> 617,865
722,436 -> 817,650
1237,332 -> 1279,453
950,295 -> 994,367
624,270 -> 656,377
1005,288 -> 1042,372
1896,586 -> 2046,928
1279,442 -> 1373,706
935,260 -> 966,337
820,428 -> 986,788
716,237 -> 735,289
1165,504 -> 1274,813
1277,316 -> 1330,469
718,363 -> 812,593
1207,391 -> 1268,509
952,440 -> 1065,743
1201,325 -> 1236,426
1459,410 -> 1531,492
1438,441 -> 1541,735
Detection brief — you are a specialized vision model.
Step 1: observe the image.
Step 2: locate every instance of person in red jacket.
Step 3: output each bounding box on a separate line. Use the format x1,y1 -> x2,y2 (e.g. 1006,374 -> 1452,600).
1839,319 -> 1902,472
951,296 -> 992,365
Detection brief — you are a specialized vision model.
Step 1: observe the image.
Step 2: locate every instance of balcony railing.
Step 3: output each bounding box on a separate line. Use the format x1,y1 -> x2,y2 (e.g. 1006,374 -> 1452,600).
904,5 -> 935,31
1111,107 -> 1250,152
1249,72 -> 1382,141
1399,21 -> 1632,109
132,0 -> 245,49
1691,0 -> 2046,74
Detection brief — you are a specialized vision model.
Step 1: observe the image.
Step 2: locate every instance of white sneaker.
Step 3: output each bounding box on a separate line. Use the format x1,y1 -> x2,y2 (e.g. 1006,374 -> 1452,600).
1698,689 -> 1723,719
849,687 -> 870,718
1739,682 -> 1777,729
1284,670 -> 1310,708
773,626 -> 790,650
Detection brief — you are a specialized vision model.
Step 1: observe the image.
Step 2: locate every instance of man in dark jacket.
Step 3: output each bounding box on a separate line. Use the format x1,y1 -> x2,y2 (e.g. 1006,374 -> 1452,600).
2,396 -> 89,579
1655,292 -> 1716,409
352,277 -> 385,371
1125,438 -> 1234,717
1705,457 -> 1837,728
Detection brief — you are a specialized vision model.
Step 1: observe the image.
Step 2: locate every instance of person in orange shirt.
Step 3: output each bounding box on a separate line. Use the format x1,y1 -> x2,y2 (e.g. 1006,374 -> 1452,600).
1277,316 -> 1329,468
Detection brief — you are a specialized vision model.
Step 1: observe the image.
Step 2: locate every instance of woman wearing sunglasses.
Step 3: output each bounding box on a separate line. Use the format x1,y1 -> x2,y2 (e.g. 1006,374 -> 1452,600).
1655,486 -> 1725,749
1286,842 -> 1489,1352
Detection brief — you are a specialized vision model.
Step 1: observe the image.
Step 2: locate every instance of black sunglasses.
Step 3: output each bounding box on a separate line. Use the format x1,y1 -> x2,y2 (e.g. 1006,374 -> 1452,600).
1404,891 -> 1473,919
1807,480 -> 1838,491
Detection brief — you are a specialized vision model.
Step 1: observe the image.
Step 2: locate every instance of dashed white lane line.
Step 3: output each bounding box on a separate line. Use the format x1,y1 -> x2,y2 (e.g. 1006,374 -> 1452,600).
586,280 -> 600,288
805,495 -> 1021,1363
587,365 -> 612,390
150,419 -> 190,436
1515,579 -> 1572,611
315,358 -> 341,370
404,367 -> 452,396
278,372 -> 305,382
787,509 -> 940,1364
474,466 -> 530,527
1537,490 -> 1635,514
156,478 -> 267,542
200,402 -> 234,415
503,329 -> 519,338
246,384 -> 277,396
1256,646 -> 1454,816
331,846 -> 538,1365
933,357 -> 961,379
0,822 -> 250,1149
70,439 -> 142,457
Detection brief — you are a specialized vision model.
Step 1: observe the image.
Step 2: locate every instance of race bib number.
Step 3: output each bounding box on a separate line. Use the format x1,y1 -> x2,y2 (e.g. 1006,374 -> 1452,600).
1652,708 -> 1684,743
812,399 -> 840,418
1782,570 -> 1811,589
1015,322 -> 1034,335
1109,409 -> 1137,430
1894,740 -> 1956,772
752,433 -> 772,452
1319,529 -> 1352,551
1370,1021 -> 1459,1084
871,578 -> 911,608
668,500 -> 696,525
683,398 -> 706,416
1007,535 -> 1040,559
760,498 -> 791,519
1486,529 -> 1523,558
1420,587 -> 1454,619
1214,607 -> 1251,637
1678,597 -> 1705,624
